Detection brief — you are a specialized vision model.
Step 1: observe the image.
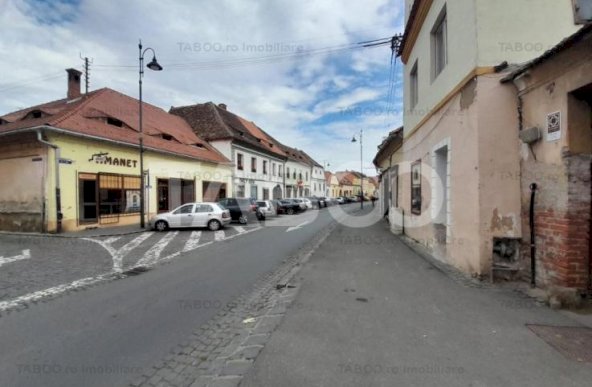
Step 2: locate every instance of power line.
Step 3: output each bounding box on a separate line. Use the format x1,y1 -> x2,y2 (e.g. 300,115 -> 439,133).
92,36 -> 396,72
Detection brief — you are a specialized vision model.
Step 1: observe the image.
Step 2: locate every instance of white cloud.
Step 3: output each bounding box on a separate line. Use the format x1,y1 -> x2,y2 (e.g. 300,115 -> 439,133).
0,0 -> 404,174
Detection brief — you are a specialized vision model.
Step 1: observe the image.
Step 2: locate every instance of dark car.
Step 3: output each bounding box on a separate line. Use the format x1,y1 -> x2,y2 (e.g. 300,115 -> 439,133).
272,199 -> 287,215
218,197 -> 265,224
279,199 -> 304,215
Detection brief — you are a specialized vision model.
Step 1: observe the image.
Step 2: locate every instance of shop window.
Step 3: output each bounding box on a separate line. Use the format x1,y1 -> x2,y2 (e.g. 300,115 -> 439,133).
263,188 -> 270,200
250,185 -> 258,199
411,161 -> 422,215
97,173 -> 141,217
236,185 -> 245,197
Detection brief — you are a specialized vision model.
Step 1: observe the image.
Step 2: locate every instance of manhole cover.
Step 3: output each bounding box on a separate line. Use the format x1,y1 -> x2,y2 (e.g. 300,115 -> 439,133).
527,324 -> 592,363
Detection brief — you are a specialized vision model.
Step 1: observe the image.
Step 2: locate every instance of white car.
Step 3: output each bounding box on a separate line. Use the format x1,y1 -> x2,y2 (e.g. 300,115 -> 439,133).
257,200 -> 277,217
149,202 -> 231,231
293,198 -> 308,210
299,198 -> 313,209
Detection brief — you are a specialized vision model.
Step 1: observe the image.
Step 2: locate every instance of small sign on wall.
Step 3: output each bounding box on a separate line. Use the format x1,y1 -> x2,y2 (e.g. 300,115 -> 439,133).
546,111 -> 561,142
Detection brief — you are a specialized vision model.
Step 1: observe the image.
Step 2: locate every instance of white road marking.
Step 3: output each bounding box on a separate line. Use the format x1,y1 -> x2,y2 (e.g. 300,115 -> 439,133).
182,231 -> 202,252
135,231 -> 178,267
83,233 -> 153,273
0,249 -> 31,268
0,225 -> 266,315
214,230 -> 225,241
0,273 -> 115,313
286,221 -> 310,232
232,226 -> 246,234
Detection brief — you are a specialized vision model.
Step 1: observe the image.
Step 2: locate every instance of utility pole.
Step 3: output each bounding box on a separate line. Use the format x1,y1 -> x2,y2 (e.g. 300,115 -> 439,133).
79,54 -> 93,94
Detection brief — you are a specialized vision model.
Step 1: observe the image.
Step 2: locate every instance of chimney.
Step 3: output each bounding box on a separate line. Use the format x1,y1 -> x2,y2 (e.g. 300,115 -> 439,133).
66,68 -> 82,100
218,103 -> 227,110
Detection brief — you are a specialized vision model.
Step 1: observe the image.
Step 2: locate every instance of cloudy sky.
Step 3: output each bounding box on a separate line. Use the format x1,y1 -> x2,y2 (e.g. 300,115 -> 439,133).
0,0 -> 404,174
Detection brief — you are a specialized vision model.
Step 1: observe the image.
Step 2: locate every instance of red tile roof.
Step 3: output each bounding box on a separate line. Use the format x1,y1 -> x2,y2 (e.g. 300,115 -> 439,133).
0,88 -> 230,164
170,102 -> 287,159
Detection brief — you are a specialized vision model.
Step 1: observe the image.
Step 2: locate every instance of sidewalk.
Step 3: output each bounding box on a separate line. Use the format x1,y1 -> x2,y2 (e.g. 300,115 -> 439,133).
0,224 -> 146,238
241,216 -> 592,387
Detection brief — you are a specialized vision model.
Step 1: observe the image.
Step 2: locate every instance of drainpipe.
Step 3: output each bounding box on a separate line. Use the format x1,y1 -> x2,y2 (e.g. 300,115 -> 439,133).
529,183 -> 537,287
36,130 -> 62,233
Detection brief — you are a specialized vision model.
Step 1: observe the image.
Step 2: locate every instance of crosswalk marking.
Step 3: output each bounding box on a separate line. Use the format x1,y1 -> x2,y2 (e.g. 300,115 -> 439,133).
135,231 -> 178,267
214,230 -> 225,241
182,231 -> 202,252
84,233 -> 153,272
233,226 -> 246,234
0,249 -> 31,268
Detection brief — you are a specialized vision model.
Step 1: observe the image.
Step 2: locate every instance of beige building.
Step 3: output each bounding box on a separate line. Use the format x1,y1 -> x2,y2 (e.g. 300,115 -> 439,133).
389,0 -> 584,278
502,24 -> 592,296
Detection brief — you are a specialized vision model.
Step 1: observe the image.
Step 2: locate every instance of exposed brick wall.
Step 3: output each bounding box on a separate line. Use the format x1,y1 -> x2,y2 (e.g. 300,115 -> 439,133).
521,152 -> 591,291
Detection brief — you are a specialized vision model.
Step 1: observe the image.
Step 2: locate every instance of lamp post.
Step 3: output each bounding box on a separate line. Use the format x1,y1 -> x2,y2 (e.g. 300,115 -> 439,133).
351,129 -> 363,209
323,160 -> 330,196
138,40 -> 163,228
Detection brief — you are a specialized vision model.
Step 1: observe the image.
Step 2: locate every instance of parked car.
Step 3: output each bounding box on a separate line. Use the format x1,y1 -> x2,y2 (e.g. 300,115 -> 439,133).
336,197 -> 346,204
292,198 -> 307,210
257,200 -> 277,217
271,199 -> 287,215
150,202 -> 231,232
297,198 -> 313,209
218,197 -> 265,224
317,196 -> 329,208
279,199 -> 304,215
306,196 -> 322,209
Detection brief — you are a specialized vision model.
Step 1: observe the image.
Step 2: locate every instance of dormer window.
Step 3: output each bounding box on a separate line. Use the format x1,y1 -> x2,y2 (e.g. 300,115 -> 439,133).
107,117 -> 123,127
161,134 -> 173,141
23,110 -> 47,120
0,118 -> 8,125
195,143 -> 205,148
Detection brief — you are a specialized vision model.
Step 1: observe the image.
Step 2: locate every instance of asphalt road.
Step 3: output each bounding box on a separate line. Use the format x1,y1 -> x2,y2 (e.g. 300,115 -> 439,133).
0,206 -> 342,387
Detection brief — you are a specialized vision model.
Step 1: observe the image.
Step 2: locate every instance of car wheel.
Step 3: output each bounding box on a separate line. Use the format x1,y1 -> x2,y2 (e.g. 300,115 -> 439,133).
287,208 -> 294,215
238,215 -> 248,224
208,219 -> 221,231
155,220 -> 168,232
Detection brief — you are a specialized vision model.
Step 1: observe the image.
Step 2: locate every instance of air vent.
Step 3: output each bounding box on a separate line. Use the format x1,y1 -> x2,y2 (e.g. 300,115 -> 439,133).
195,143 -> 205,148
107,117 -> 123,127
23,110 -> 46,120
161,134 -> 173,141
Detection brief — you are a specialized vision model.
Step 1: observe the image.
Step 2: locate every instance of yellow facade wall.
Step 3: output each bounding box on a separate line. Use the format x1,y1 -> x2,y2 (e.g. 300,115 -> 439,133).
44,133 -> 232,232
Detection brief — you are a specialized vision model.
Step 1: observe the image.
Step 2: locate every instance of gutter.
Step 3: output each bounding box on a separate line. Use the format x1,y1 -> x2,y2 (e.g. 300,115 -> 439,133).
0,126 -> 233,166
34,128 -> 62,233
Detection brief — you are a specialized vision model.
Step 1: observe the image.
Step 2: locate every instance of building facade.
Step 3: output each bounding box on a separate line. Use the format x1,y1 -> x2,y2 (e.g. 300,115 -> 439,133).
502,24 -> 592,297
390,0 -> 582,278
0,72 -> 231,232
170,103 -> 286,200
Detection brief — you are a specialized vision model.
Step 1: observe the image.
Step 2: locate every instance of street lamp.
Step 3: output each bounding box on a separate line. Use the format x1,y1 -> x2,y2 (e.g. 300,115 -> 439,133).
351,129 -> 363,209
139,40 -> 163,228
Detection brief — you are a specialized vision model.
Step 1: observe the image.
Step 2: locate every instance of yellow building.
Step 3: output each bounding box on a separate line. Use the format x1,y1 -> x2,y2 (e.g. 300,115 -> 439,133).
0,71 -> 232,233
